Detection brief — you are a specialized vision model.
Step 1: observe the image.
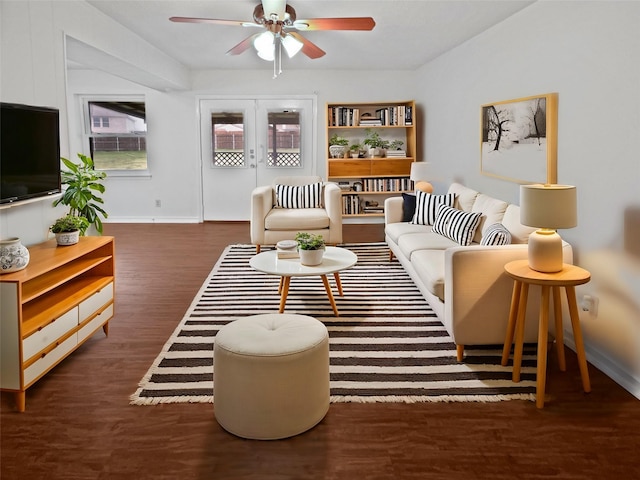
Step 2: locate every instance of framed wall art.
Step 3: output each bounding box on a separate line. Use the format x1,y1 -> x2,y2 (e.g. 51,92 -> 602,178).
480,92 -> 558,184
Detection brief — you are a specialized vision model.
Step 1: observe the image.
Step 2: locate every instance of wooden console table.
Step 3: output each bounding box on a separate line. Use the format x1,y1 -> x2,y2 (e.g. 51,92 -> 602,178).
500,259 -> 591,408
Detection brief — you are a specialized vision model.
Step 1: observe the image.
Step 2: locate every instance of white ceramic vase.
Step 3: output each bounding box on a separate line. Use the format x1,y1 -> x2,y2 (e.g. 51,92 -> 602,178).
0,237 -> 30,273
329,145 -> 346,158
299,248 -> 324,266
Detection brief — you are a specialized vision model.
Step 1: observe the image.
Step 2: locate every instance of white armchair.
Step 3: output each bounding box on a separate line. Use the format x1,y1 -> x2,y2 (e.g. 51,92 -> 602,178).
250,176 -> 343,252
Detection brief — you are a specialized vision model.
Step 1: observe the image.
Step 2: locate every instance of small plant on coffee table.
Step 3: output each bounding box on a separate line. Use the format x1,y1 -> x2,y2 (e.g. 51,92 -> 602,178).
295,232 -> 325,250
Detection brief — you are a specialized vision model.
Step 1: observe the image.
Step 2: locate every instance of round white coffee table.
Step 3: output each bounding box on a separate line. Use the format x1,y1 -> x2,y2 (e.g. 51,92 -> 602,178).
249,246 -> 357,316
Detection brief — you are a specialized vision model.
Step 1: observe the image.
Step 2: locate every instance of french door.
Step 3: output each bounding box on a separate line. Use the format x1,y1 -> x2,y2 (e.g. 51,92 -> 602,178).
199,97 -> 316,220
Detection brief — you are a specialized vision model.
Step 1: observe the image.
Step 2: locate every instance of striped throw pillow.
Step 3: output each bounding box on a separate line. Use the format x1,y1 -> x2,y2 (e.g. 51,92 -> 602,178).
432,204 -> 482,246
480,223 -> 512,246
275,182 -> 323,209
410,191 -> 455,225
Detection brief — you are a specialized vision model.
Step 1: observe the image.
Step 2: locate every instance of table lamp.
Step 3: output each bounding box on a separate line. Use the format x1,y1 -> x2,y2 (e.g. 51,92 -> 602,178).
410,162 -> 433,193
520,184 -> 577,273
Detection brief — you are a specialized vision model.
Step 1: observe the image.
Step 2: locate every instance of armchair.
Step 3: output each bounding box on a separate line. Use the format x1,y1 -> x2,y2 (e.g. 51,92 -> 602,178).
250,176 -> 343,253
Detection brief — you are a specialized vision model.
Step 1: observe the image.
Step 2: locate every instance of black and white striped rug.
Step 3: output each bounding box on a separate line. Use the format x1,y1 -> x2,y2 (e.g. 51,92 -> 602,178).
130,243 -> 536,405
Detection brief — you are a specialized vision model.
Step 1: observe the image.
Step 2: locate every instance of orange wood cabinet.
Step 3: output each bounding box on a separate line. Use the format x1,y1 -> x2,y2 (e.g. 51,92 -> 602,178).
0,236 -> 115,412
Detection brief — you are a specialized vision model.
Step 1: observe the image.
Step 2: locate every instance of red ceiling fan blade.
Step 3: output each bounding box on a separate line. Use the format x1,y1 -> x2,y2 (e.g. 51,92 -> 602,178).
226,34 -> 260,56
287,32 -> 325,59
293,17 -> 375,31
169,16 -> 260,28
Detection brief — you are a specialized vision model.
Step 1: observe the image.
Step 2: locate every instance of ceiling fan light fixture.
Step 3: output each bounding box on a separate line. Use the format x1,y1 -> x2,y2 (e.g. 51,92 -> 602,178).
254,30 -> 275,61
282,34 -> 303,58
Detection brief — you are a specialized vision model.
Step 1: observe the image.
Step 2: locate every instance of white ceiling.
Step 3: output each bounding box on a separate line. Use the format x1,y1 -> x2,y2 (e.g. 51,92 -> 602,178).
84,0 -> 535,72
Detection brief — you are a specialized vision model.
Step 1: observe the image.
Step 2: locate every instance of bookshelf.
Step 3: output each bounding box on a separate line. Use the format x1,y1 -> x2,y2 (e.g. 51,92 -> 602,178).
326,100 -> 417,219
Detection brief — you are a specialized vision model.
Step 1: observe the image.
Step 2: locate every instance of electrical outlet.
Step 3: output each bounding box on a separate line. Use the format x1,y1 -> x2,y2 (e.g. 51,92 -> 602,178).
581,294 -> 599,317
155,199 -> 161,207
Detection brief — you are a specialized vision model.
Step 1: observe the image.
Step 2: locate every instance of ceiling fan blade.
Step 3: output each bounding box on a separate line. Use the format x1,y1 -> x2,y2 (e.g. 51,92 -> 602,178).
293,17 -> 375,31
169,16 -> 260,28
287,32 -> 325,59
226,34 -> 260,56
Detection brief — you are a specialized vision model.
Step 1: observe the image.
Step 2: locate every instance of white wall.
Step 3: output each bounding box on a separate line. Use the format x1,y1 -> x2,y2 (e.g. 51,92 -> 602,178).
414,1 -> 640,397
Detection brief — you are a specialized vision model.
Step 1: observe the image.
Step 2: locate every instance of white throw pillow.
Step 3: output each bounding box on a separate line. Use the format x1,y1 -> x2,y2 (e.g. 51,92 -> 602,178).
480,223 -> 512,246
432,204 -> 482,246
275,182 -> 322,209
410,191 -> 455,226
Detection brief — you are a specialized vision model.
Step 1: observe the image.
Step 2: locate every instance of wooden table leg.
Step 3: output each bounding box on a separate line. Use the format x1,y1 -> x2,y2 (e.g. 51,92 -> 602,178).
552,286 -> 566,371
565,285 -> 591,393
278,276 -> 284,295
321,274 -> 340,316
536,285 -> 551,408
279,276 -> 290,313
334,272 -> 344,296
512,282 -> 530,382
502,280 -> 522,366
15,391 -> 25,413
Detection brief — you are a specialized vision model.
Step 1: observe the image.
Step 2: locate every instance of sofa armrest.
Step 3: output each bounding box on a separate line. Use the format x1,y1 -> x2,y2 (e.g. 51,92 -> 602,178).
443,243 -> 573,346
324,182 -> 343,244
250,185 -> 274,244
385,196 -> 404,225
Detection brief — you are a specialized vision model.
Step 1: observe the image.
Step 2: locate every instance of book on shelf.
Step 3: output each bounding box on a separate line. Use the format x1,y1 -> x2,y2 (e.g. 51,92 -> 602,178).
385,150 -> 407,157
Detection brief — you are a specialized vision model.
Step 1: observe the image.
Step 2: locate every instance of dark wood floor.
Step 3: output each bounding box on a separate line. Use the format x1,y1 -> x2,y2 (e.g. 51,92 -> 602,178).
2,222 -> 639,480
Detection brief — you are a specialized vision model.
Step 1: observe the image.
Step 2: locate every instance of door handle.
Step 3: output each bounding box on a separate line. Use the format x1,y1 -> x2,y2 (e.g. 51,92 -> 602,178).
250,164 -> 256,169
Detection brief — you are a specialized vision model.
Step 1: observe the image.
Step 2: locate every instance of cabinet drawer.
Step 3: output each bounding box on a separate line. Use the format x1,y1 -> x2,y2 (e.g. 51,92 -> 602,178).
79,282 -> 114,323
329,160 -> 371,177
23,334 -> 77,386
22,308 -> 78,361
370,159 -> 413,176
78,304 -> 113,343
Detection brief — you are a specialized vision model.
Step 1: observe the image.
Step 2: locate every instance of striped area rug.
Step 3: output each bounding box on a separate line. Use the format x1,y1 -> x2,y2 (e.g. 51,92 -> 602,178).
130,243 -> 536,405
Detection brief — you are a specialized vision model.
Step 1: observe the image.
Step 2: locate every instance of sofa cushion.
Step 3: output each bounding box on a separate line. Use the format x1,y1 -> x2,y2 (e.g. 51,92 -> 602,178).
275,182 -> 322,208
480,223 -> 512,246
412,249 -> 446,302
411,191 -> 455,225
265,208 -> 329,230
502,204 -> 536,244
397,231 -> 459,260
385,222 -> 432,244
471,194 -> 509,243
448,183 -> 479,212
402,193 -> 417,222
432,204 -> 482,246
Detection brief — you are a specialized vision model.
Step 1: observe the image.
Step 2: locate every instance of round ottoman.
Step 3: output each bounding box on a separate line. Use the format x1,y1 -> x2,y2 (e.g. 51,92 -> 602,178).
213,313 -> 330,440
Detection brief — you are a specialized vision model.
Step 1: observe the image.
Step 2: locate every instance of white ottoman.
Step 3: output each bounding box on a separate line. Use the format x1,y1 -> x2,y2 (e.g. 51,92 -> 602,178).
213,313 -> 330,440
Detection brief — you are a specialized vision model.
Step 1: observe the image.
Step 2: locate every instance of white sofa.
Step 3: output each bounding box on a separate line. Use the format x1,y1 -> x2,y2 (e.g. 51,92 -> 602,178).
385,182 -> 573,361
251,176 -> 343,252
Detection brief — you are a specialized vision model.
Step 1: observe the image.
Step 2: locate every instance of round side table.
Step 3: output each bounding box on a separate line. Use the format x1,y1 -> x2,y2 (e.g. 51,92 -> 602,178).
501,260 -> 591,408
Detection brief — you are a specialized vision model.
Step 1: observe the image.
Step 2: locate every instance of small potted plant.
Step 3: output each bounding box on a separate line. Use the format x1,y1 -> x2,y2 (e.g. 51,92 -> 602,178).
295,232 -> 326,266
363,129 -> 387,157
50,214 -> 90,246
349,142 -> 363,158
389,140 -> 404,151
329,134 -> 349,158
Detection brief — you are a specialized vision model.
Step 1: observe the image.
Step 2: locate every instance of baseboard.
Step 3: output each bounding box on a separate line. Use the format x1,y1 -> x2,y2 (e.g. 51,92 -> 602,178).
563,331 -> 640,401
104,216 -> 201,224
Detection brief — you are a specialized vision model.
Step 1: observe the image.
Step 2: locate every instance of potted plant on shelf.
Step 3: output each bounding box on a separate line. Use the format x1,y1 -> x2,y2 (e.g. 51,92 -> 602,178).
295,232 -> 326,266
349,141 -> 363,158
389,140 -> 404,151
363,129 -> 388,158
329,134 -> 349,158
52,153 -> 108,235
50,214 -> 90,246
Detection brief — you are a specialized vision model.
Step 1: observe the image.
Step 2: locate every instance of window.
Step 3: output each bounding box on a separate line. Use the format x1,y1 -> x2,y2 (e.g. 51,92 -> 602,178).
267,111 -> 301,167
211,112 -> 245,167
84,98 -> 147,171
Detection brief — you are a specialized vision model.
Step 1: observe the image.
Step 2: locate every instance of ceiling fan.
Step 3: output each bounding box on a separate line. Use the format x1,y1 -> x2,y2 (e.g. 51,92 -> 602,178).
170,0 -> 375,77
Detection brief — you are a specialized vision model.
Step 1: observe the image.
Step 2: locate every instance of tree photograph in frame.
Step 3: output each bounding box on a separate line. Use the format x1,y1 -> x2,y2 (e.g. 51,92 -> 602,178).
480,93 -> 558,184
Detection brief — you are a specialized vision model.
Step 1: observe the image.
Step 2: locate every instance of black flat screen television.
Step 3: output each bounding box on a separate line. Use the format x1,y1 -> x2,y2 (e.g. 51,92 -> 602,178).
1,102 -> 61,204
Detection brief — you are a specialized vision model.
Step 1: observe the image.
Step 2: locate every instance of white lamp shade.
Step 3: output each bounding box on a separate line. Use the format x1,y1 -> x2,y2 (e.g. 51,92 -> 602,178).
520,184 -> 577,229
282,34 -> 303,58
410,162 -> 430,182
254,31 -> 275,61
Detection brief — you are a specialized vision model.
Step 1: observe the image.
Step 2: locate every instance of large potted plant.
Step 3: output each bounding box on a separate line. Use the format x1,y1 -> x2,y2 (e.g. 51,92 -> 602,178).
52,153 -> 108,234
50,214 -> 90,246
295,232 -> 326,266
